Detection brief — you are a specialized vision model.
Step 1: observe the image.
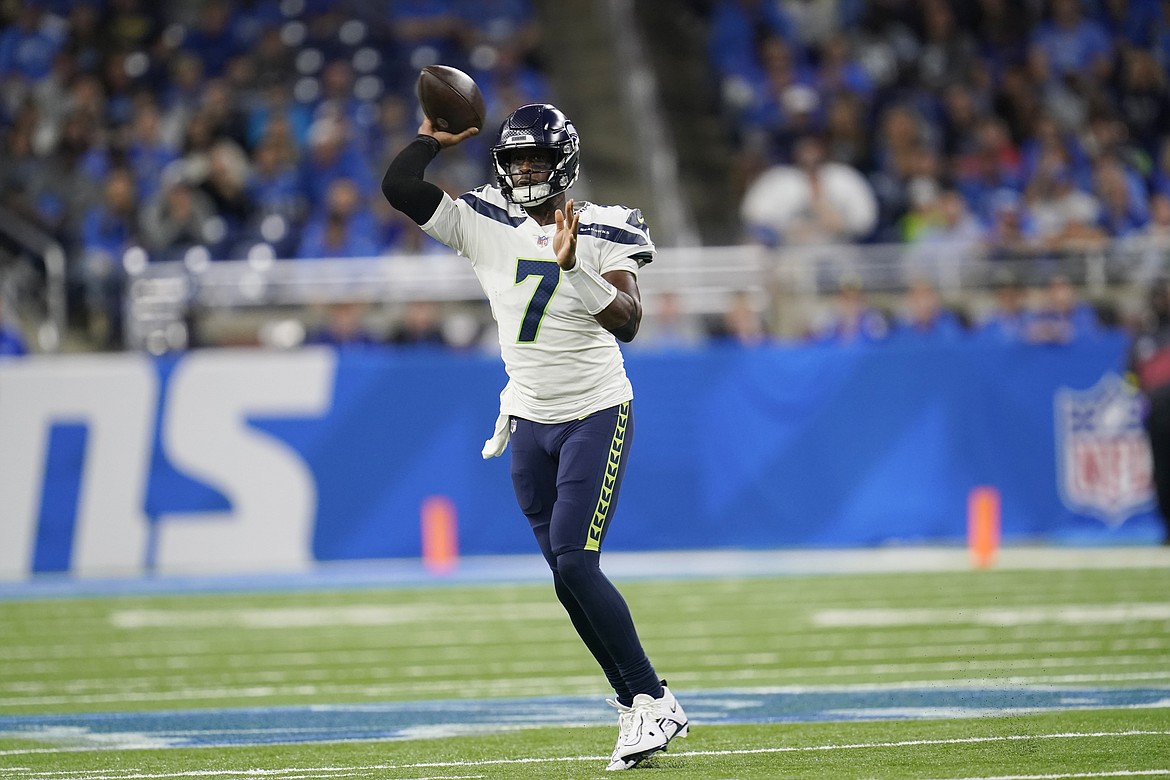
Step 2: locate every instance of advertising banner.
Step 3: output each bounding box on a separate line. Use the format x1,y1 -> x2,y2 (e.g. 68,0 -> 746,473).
0,336 -> 1161,579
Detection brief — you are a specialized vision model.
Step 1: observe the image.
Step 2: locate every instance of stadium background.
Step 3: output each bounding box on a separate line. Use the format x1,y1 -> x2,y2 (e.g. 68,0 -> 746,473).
3,0 -> 1170,579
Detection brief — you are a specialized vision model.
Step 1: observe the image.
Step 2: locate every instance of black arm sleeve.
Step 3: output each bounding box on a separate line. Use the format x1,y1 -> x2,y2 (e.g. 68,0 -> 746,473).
380,135 -> 445,225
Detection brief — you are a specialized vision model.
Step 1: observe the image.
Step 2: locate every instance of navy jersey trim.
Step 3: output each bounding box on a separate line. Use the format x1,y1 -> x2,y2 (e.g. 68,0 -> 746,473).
459,191 -> 527,227
578,222 -> 649,246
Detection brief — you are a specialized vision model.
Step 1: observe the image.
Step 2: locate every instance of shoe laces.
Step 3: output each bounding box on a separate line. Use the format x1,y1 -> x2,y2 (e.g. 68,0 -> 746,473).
608,698 -> 638,741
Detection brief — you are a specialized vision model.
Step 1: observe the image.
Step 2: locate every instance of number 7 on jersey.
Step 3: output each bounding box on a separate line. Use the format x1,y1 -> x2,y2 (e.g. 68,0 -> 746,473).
515,259 -> 561,343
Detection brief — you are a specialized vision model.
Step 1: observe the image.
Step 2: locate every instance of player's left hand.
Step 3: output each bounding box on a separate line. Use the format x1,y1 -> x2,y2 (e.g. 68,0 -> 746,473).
554,199 -> 579,270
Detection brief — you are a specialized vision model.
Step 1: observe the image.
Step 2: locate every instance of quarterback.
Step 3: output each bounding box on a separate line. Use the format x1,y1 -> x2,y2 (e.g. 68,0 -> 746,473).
381,103 -> 687,770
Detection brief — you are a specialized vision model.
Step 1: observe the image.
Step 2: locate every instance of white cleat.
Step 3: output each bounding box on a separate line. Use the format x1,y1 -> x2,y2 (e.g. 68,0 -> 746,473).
605,682 -> 688,771
656,681 -> 689,744
606,694 -> 667,771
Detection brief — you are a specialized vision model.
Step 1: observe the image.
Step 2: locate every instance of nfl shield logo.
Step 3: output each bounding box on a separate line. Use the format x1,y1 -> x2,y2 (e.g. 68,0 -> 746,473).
1055,373 -> 1153,526
536,234 -> 550,248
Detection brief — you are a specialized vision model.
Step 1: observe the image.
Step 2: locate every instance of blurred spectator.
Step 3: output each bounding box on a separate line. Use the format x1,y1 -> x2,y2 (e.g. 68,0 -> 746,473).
779,0 -> 857,50
390,0 -> 464,72
1115,48 -> 1170,159
79,167 -> 141,348
869,104 -> 934,233
180,0 -> 246,79
912,188 -> 985,251
246,82 -> 313,154
1128,275 -> 1170,543
903,187 -> 986,282
247,136 -> 303,254
369,92 -> 420,172
740,132 -> 877,246
125,98 -> 179,202
140,173 -> 216,261
953,116 -> 1025,223
1024,156 -> 1106,253
0,6 -> 64,83
197,139 -> 257,257
741,35 -> 818,154
708,0 -> 797,99
975,267 -> 1031,343
813,33 -> 874,106
1025,273 -> 1104,344
634,290 -> 705,351
0,293 -> 28,357
198,78 -> 249,152
810,274 -> 889,345
456,0 -> 544,63
1028,0 -> 1114,87
915,0 -> 981,92
890,278 -> 966,343
821,91 -> 871,171
939,81 -> 985,159
984,189 -> 1040,262
1094,155 -> 1150,238
160,52 -> 208,148
297,115 -> 375,213
103,0 -> 161,55
315,58 -> 365,131
1019,113 -> 1092,186
387,299 -> 449,348
1082,111 -> 1150,183
709,290 -> 769,346
295,178 -> 380,259
305,301 -> 382,347
1124,192 -> 1170,285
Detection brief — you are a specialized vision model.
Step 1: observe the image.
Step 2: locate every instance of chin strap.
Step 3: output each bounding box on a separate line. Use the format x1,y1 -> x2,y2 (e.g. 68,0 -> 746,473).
563,261 -> 618,314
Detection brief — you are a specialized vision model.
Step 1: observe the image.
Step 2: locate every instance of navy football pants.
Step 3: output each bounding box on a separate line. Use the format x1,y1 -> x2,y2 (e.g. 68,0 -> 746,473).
509,402 -> 662,703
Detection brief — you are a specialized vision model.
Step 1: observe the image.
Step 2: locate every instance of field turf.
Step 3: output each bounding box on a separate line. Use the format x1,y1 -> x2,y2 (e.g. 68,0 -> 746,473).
1,549 -> 1168,778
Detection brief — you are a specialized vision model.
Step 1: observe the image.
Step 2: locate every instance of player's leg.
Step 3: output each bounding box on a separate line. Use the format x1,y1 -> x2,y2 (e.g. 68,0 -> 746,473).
548,403 -> 660,698
509,415 -> 629,700
548,403 -> 687,769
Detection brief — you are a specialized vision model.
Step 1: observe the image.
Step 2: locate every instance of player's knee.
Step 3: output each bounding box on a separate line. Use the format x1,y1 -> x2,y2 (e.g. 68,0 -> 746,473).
555,549 -> 600,592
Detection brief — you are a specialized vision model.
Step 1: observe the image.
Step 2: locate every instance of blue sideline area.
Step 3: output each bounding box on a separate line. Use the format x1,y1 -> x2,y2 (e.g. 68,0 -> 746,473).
1,687 -> 1166,752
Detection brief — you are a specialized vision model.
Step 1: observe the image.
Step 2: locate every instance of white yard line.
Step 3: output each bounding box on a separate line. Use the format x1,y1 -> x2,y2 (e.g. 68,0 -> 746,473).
922,772 -> 1170,779
2,731 -> 1165,778
814,604 -> 1170,627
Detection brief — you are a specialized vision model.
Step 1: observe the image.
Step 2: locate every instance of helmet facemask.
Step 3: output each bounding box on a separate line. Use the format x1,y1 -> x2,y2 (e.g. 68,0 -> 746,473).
493,145 -> 571,206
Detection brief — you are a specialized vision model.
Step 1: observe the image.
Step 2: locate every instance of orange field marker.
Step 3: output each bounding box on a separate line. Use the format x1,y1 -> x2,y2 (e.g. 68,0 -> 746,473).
967,486 -> 1001,569
421,495 -> 459,574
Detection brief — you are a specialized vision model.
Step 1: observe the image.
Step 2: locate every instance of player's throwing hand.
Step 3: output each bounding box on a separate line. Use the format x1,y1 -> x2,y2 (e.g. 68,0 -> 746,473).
418,117 -> 479,148
554,198 -> 579,270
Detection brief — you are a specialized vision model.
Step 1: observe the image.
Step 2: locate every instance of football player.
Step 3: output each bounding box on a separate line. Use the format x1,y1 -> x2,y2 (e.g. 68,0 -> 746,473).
381,103 -> 687,770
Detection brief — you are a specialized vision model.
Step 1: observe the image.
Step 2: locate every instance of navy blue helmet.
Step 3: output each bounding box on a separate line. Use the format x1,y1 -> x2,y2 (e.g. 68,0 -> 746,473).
490,103 -> 580,206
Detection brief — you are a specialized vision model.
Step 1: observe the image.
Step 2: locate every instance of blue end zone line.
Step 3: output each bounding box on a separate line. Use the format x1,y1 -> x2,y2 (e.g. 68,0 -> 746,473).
0,687 -> 1167,752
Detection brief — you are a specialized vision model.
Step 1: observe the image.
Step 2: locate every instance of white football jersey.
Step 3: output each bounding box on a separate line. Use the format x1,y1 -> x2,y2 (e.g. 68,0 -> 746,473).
421,185 -> 655,425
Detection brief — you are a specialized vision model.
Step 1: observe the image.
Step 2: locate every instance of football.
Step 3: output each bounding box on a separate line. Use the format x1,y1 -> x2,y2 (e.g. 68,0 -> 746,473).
416,65 -> 487,134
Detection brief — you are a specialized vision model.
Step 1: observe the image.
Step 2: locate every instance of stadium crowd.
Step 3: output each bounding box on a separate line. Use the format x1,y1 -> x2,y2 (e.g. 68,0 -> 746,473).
714,0 -> 1170,256
0,0 -> 1169,353
0,0 -> 545,347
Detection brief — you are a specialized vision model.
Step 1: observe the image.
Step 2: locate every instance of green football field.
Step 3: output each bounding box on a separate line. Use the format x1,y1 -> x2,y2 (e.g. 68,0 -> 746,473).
1,548 -> 1169,779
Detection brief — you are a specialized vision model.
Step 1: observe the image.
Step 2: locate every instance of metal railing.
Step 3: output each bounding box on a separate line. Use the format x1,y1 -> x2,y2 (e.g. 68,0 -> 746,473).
123,239 -> 1170,352
0,206 -> 68,352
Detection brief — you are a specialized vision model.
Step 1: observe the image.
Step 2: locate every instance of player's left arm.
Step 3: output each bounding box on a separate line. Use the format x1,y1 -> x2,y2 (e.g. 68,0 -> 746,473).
554,199 -> 642,342
597,270 -> 641,343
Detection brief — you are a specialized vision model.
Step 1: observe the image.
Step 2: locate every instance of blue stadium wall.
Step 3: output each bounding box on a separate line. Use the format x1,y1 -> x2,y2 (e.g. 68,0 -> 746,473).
0,336 -> 1163,579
